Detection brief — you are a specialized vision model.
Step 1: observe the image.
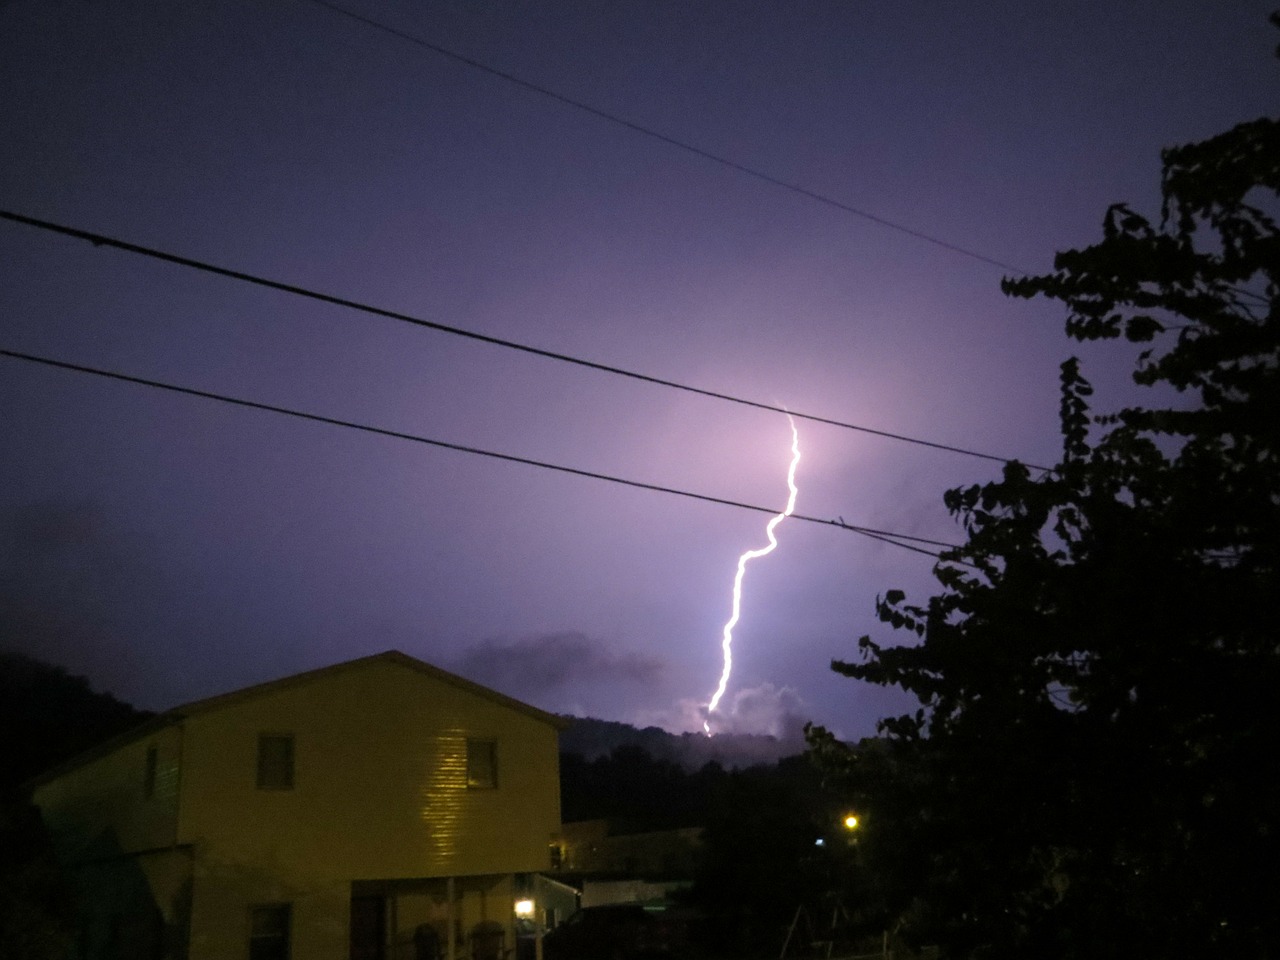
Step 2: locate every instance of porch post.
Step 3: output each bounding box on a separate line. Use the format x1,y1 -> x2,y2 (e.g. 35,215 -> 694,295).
447,877 -> 457,960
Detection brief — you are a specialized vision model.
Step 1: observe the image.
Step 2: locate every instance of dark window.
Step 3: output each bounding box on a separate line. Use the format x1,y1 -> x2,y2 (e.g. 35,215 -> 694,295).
143,745 -> 158,799
466,738 -> 497,789
257,734 -> 295,790
249,904 -> 291,960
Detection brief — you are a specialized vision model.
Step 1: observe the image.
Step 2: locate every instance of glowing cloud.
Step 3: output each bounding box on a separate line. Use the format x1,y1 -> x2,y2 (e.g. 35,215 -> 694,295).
704,415 -> 801,734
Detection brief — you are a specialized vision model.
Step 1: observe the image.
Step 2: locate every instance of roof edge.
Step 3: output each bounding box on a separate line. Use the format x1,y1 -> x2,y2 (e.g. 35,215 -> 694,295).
25,650 -> 569,790
23,712 -> 181,793
171,650 -> 570,730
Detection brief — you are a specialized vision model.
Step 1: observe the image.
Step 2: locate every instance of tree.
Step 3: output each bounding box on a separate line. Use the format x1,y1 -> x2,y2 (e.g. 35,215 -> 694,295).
689,756 -> 852,959
559,744 -> 711,828
0,653 -> 151,956
810,110 -> 1279,958
0,800 -> 76,960
0,650 -> 151,798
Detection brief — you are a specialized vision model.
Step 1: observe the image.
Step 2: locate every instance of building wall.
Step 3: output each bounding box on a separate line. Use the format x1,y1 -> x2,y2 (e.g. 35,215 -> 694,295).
33,722 -> 183,860
186,865 -> 349,960
32,655 -> 562,960
176,657 -> 561,882
32,724 -> 189,959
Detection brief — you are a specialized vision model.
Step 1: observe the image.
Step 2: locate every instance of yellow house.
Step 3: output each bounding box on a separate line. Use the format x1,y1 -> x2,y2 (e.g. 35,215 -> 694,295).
30,650 -> 565,960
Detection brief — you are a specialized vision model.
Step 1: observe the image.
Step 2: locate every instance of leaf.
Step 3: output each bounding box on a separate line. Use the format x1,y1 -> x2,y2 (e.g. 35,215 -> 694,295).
1125,315 -> 1163,342
814,112 -> 1280,960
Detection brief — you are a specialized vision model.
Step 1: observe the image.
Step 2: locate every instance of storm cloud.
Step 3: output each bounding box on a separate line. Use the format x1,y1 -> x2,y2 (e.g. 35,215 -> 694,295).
452,631 -> 665,710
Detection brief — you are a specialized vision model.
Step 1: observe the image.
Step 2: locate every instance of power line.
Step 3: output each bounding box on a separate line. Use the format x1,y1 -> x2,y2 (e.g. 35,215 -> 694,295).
299,0 -> 1029,277
0,346 -> 956,559
302,0 -> 1027,276
0,209 -> 1049,471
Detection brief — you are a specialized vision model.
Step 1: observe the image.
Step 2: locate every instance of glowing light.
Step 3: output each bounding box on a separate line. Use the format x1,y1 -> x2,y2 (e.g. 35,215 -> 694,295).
514,899 -> 535,918
844,814 -> 860,830
704,415 -> 801,734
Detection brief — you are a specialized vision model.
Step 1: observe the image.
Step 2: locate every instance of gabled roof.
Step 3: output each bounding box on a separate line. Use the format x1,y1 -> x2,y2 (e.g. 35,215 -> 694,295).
171,650 -> 567,729
26,649 -> 568,789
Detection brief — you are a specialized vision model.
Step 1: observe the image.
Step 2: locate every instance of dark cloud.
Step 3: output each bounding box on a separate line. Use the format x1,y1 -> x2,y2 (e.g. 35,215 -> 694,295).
0,500 -> 225,709
1,500 -> 133,687
450,631 -> 664,705
4,500 -> 116,604
8,499 -> 103,549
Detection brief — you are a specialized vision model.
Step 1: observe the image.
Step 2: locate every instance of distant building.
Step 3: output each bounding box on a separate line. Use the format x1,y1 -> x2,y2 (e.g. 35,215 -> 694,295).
29,650 -> 565,960
553,819 -> 703,878
550,819 -> 703,911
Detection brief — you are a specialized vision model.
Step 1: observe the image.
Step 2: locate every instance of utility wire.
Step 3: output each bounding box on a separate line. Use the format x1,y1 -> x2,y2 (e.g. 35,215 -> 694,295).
0,210 -> 1049,471
0,346 -> 956,559
300,0 -> 1028,277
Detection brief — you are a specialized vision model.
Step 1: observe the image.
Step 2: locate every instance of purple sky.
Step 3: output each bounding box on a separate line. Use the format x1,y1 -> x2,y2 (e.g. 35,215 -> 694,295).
1,0 -> 1275,741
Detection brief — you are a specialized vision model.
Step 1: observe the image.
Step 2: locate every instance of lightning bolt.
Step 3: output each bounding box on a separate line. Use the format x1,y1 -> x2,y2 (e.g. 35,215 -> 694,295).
704,415 -> 801,734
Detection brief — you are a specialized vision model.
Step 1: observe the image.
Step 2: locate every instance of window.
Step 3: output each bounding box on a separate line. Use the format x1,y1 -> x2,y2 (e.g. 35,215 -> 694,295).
249,904 -> 291,960
466,738 -> 497,789
256,734 -> 294,790
143,745 -> 158,799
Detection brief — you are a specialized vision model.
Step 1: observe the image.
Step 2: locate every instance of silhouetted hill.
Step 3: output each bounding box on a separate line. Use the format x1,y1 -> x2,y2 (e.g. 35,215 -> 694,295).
558,715 -> 805,770
0,651 -> 152,796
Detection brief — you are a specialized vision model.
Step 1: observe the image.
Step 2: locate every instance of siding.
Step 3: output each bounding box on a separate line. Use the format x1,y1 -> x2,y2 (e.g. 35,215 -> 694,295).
31,652 -> 562,960
176,656 -> 560,881
33,722 -> 183,860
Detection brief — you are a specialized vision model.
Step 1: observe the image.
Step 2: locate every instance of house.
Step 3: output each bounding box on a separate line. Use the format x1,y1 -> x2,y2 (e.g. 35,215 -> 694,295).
549,819 -> 702,912
552,819 -> 703,878
29,650 -> 566,960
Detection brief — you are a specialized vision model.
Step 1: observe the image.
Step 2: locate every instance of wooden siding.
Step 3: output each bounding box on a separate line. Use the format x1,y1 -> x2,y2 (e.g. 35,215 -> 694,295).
175,655 -> 560,881
33,722 -> 183,860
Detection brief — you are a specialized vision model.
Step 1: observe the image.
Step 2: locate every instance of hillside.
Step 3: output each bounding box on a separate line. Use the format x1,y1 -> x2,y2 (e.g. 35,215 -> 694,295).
558,715 -> 805,770
0,651 -> 152,796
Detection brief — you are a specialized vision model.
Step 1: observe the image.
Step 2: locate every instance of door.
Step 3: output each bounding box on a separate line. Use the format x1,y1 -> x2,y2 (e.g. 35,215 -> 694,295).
350,895 -> 387,960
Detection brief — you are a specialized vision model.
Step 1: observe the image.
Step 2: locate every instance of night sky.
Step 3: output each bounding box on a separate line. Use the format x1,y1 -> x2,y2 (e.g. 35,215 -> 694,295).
2,0 -> 1274,740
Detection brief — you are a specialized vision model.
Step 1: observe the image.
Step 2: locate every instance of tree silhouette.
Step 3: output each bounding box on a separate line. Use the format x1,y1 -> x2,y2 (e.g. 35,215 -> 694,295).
0,650 -> 150,797
0,652 -> 149,957
812,107 -> 1279,958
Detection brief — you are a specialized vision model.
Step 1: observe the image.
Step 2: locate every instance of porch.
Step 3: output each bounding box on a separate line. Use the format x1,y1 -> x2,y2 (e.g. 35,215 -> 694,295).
350,873 -> 518,960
